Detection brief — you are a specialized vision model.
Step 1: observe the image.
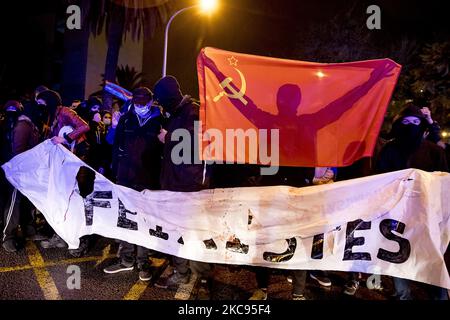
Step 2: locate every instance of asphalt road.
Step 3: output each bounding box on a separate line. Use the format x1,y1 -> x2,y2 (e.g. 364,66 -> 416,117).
0,237 -> 446,300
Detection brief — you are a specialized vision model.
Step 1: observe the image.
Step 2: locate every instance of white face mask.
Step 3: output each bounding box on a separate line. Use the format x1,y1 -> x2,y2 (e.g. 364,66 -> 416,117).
134,101 -> 152,117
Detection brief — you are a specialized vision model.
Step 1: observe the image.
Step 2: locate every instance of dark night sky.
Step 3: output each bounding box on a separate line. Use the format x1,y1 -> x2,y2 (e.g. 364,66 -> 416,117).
0,0 -> 448,100
156,0 -> 448,97
191,0 -> 449,56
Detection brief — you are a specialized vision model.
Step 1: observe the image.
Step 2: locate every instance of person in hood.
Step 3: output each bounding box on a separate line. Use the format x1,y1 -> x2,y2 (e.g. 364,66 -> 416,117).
103,87 -> 163,282
35,90 -> 91,252
377,102 -> 448,300
36,90 -> 90,160
86,112 -> 105,168
378,103 -> 448,173
152,76 -> 213,299
21,85 -> 50,140
1,100 -> 43,252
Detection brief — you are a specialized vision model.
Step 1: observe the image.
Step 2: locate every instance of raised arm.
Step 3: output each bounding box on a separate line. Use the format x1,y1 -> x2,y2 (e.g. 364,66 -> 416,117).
201,52 -> 274,127
301,60 -> 398,129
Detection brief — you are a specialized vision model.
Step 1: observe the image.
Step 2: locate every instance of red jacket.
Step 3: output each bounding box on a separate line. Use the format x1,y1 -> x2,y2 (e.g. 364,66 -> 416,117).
51,106 -> 89,143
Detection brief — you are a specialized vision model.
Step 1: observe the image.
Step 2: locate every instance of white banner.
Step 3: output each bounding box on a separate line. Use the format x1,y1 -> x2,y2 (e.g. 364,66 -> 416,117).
2,140 -> 450,288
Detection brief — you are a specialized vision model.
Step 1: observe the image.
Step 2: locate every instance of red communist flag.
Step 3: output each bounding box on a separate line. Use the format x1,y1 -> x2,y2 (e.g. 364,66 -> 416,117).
197,47 -> 401,167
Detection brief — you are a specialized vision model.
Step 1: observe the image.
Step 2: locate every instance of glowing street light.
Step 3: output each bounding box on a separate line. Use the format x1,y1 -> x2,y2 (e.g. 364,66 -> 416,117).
200,0 -> 218,13
162,0 -> 218,77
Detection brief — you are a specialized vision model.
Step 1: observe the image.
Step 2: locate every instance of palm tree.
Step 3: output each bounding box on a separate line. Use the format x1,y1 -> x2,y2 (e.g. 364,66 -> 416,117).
72,0 -> 172,110
91,0 -> 174,109
116,64 -> 145,90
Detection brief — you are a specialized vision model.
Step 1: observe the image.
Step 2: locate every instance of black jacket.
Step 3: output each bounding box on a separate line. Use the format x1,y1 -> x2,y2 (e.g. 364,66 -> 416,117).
112,107 -> 163,190
160,96 -> 209,192
377,139 -> 448,173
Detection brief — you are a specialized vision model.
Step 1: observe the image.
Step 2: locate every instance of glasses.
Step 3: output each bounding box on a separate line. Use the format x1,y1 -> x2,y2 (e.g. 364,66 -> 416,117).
401,118 -> 421,125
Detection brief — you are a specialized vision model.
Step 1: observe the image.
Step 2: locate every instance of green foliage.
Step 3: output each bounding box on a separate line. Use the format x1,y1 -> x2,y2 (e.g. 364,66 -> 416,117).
410,42 -> 450,126
115,65 -> 144,91
86,0 -> 172,42
98,64 -> 145,93
293,7 -> 448,134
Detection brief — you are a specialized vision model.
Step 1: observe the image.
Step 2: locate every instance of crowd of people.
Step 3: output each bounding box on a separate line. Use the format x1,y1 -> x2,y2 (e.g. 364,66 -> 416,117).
0,76 -> 449,300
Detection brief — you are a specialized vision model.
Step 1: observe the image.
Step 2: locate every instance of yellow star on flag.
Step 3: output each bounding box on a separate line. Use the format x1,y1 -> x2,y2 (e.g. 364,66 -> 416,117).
228,56 -> 238,67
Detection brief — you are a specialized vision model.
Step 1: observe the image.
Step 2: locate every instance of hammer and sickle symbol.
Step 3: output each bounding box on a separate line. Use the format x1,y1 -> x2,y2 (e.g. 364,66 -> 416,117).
213,68 -> 248,105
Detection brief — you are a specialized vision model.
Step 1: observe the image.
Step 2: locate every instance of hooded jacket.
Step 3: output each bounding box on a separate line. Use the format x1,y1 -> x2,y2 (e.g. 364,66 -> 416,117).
377,139 -> 448,173
160,96 -> 209,192
112,106 -> 163,190
154,76 -> 210,192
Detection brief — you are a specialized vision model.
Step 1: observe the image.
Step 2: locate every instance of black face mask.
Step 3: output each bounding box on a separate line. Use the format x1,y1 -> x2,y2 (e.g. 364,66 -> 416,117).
158,96 -> 180,115
392,123 -> 424,152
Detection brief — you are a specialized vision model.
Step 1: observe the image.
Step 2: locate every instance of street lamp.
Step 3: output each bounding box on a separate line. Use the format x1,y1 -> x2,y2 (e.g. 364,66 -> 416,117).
162,0 -> 218,77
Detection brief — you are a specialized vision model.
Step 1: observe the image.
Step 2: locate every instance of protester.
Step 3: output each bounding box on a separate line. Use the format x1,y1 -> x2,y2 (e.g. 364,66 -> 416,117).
86,108 -> 106,173
22,85 -> 51,140
1,100 -> 43,252
152,76 -> 213,299
98,111 -> 113,179
377,102 -> 448,300
103,87 -> 163,282
36,90 -> 90,250
105,110 -> 121,147
72,96 -> 101,123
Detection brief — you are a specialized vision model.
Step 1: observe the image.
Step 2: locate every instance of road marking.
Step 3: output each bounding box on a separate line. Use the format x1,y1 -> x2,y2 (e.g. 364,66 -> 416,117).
150,257 -> 167,268
123,281 -> 150,300
175,273 -> 198,300
94,244 -> 111,267
0,254 -> 116,273
25,242 -> 61,300
3,245 -> 170,301
122,257 -> 169,300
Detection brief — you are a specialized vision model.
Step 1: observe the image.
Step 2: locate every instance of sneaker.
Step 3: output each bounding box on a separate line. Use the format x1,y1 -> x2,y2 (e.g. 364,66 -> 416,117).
103,262 -> 134,274
138,267 -> 152,282
40,234 -> 67,249
310,272 -> 332,287
26,233 -> 48,241
68,247 -> 87,258
344,280 -> 360,296
23,225 -> 48,241
249,288 -> 268,300
68,238 -> 89,258
292,293 -> 307,300
155,270 -> 191,289
2,239 -> 18,253
196,278 -> 211,300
